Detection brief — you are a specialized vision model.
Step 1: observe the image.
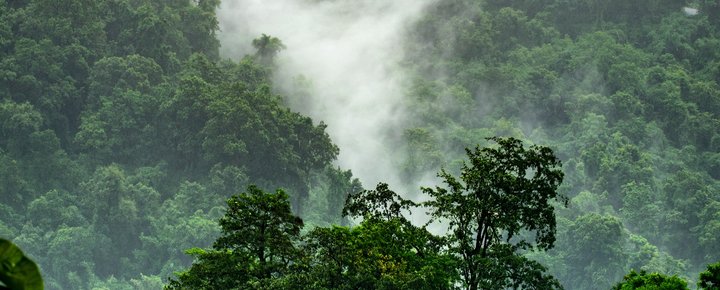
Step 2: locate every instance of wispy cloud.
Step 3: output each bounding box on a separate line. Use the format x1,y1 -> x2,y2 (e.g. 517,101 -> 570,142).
217,0 -> 435,189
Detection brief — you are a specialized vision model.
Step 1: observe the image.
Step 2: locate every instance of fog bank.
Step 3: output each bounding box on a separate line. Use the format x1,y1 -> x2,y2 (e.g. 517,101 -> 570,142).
217,0 -> 435,188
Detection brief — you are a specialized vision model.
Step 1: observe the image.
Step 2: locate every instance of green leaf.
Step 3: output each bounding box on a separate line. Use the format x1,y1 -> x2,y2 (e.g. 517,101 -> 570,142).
0,239 -> 43,290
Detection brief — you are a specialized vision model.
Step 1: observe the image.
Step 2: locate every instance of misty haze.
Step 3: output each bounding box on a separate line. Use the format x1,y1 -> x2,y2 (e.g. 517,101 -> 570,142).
1,0 -> 719,289
218,0 -> 435,191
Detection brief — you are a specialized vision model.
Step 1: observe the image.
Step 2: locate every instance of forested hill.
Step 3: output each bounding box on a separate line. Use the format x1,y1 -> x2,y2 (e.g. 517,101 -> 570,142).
0,1 -> 354,288
1,0 -> 720,289
401,0 -> 720,288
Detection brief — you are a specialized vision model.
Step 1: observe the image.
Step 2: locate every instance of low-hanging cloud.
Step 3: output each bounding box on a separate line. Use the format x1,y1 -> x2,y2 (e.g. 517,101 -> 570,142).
217,0 -> 435,189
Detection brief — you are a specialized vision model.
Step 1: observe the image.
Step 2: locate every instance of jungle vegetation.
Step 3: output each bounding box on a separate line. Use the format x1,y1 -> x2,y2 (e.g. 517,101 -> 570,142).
1,0 -> 719,289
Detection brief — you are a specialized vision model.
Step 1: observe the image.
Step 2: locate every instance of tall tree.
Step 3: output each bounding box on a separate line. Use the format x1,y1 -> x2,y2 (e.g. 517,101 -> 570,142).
167,185 -> 303,289
422,137 -> 565,290
252,34 -> 285,65
215,185 -> 303,280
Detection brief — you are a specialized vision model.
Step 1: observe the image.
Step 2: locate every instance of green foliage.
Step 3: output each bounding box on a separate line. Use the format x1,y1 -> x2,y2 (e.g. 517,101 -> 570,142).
612,270 -> 688,290
197,81 -> 338,213
0,238 -> 43,290
166,248 -> 253,290
0,2 -> 342,287
422,137 -> 564,290
170,139 -> 565,289
167,185 -> 303,289
168,183 -> 456,289
322,167 -> 362,224
699,262 -> 720,290
302,220 -> 457,290
407,1 -> 720,288
343,183 -> 417,221
402,127 -> 444,181
215,186 -> 303,279
562,213 -> 628,289
252,34 -> 286,65
338,183 -> 458,289
3,0 -> 720,288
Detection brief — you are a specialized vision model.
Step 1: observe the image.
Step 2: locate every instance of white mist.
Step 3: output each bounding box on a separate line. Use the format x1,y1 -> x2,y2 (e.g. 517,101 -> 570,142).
217,0 -> 435,189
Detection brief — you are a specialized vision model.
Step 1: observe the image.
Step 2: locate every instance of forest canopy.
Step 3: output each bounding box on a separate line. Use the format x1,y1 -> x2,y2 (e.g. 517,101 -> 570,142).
0,0 -> 347,288
168,137 -> 565,289
0,0 -> 719,289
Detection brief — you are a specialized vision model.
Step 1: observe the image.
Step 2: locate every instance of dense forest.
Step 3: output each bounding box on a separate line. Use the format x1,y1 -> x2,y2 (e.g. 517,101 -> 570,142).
1,0 -> 720,289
